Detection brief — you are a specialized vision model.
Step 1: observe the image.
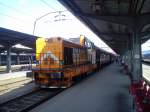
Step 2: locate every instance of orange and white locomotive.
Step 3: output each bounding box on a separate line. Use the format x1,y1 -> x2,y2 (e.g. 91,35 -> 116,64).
33,35 -> 112,88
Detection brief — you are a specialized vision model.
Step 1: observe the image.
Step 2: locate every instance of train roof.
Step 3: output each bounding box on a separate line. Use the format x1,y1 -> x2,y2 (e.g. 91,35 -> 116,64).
44,37 -> 115,56
46,37 -> 87,49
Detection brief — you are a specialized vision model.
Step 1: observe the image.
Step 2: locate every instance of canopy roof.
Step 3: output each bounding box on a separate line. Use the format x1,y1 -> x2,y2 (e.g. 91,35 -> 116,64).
59,0 -> 150,54
0,27 -> 36,49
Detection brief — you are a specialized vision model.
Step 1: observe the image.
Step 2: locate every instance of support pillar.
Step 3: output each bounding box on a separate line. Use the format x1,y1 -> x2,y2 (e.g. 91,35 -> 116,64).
127,50 -> 132,72
131,31 -> 142,82
28,55 -> 32,70
126,39 -> 132,73
6,46 -> 11,73
123,52 -> 127,65
0,53 -> 1,65
30,54 -> 33,69
17,53 -> 20,65
124,52 -> 127,63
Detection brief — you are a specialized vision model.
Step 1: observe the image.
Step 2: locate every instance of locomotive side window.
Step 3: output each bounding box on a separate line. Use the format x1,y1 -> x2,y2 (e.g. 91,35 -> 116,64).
64,47 -> 73,65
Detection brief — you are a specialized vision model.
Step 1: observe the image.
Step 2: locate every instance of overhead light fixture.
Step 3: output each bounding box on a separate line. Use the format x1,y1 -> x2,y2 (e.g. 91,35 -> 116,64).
91,0 -> 101,14
0,44 -> 4,47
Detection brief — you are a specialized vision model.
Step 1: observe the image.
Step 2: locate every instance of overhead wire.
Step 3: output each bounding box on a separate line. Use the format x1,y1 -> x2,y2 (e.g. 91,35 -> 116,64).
0,0 -> 75,35
39,0 -> 57,11
0,1 -> 35,20
0,12 -> 33,24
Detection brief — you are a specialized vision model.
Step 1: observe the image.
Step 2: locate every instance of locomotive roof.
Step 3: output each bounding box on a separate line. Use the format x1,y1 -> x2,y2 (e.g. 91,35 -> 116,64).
47,37 -> 87,49
46,37 -> 114,55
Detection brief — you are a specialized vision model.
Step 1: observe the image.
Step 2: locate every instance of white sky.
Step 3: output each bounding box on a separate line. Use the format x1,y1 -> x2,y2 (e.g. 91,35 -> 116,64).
0,0 -> 149,53
142,40 -> 150,51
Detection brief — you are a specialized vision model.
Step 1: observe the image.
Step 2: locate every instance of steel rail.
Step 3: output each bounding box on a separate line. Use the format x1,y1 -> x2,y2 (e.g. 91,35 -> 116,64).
0,88 -> 63,112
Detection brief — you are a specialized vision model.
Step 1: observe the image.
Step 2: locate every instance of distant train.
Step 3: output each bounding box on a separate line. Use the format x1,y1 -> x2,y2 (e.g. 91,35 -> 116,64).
142,51 -> 150,64
32,36 -> 114,88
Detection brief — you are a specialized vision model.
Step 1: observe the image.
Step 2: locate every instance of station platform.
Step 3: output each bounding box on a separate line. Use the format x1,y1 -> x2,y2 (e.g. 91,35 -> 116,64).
0,71 -> 30,81
31,63 -> 132,112
0,70 -> 35,104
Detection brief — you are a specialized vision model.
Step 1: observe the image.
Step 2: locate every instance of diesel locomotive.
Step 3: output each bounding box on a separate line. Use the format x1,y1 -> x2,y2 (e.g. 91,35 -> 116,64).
32,35 -> 114,88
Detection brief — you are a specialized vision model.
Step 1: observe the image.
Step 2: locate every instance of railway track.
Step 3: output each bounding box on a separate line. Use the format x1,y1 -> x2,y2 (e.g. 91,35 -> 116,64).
0,88 -> 63,112
142,60 -> 150,64
0,77 -> 33,95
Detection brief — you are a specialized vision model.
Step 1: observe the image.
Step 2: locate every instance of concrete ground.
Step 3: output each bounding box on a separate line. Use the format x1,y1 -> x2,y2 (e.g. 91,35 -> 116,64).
0,71 -> 30,80
31,63 -> 132,112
